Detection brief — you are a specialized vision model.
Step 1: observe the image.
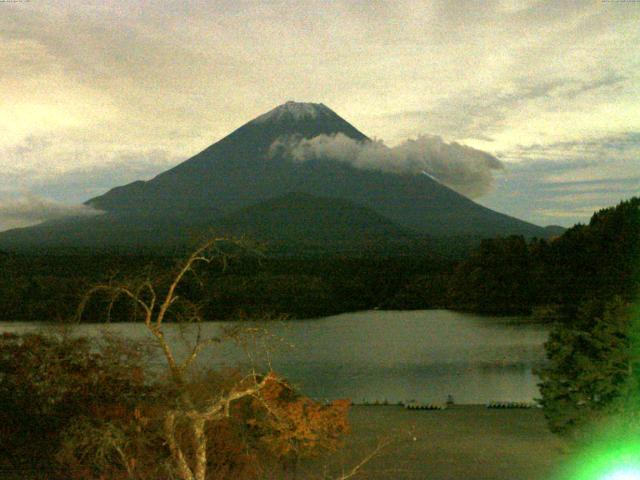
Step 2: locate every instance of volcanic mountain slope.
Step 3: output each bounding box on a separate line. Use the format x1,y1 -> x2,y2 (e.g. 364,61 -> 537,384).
85,102 -> 369,218
0,101 -> 548,250
216,192 -> 415,244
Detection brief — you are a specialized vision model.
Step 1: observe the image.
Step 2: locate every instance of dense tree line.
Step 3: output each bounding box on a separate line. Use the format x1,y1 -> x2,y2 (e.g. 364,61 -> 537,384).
448,197 -> 640,316
0,250 -> 456,323
1,198 -> 637,325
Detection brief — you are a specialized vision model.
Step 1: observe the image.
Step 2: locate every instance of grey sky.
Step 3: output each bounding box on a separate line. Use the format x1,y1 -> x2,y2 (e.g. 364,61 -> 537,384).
1,0 -> 639,230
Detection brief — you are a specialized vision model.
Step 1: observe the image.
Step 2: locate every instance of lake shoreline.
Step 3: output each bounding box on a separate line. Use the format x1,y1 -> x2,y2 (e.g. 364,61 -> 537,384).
0,307 -> 554,324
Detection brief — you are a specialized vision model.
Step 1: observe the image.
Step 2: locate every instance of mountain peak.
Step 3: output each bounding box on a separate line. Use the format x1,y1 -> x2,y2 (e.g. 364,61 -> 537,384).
252,101 -> 333,124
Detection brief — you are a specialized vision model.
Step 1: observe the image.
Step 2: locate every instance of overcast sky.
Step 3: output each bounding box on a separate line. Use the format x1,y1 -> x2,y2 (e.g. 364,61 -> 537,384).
1,0 -> 639,231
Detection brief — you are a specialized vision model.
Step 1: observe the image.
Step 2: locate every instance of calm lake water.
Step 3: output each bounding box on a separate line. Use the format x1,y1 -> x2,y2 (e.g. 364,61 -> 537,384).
0,310 -> 549,404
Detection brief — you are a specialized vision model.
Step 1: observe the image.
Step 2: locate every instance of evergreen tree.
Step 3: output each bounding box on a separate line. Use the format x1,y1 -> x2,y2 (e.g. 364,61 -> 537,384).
537,297 -> 632,436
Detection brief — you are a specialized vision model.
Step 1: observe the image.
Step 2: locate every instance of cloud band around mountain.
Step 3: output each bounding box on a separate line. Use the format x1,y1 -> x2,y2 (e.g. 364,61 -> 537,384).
0,194 -> 104,231
270,133 -> 504,198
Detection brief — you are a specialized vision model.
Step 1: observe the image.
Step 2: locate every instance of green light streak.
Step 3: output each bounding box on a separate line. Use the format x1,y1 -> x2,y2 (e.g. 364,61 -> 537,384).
554,436 -> 640,480
602,469 -> 640,480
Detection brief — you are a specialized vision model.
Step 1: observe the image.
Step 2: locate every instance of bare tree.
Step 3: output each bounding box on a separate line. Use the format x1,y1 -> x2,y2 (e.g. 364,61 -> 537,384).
77,238 -> 355,480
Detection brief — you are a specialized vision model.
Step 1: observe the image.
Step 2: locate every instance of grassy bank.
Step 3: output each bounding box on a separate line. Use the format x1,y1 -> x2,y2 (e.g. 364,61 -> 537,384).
311,405 -> 568,480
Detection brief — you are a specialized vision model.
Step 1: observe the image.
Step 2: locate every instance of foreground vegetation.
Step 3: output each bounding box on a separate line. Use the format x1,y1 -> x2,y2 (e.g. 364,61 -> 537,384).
0,240 -> 353,479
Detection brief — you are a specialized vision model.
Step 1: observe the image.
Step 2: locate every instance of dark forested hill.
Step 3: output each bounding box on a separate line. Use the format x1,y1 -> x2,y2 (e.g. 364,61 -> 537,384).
447,197 -> 640,314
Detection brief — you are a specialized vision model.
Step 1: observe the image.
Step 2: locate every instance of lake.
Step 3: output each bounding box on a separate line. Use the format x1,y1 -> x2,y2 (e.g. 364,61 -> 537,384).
0,309 -> 549,404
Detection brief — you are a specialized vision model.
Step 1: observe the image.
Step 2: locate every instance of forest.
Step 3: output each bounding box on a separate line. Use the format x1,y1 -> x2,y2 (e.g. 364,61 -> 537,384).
0,197 -> 637,323
0,239 -> 459,323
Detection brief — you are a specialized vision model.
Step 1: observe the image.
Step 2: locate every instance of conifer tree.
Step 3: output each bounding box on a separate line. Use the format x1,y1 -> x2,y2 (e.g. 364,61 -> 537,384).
537,297 -> 631,436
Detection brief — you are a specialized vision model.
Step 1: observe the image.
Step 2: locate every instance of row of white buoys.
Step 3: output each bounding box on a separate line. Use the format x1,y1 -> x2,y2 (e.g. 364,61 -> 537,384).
486,401 -> 535,409
355,400 -> 398,406
404,402 -> 447,410
354,399 -> 537,409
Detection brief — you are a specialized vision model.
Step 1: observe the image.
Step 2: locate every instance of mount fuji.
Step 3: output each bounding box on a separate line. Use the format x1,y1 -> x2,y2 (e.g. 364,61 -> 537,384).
0,101 -> 548,250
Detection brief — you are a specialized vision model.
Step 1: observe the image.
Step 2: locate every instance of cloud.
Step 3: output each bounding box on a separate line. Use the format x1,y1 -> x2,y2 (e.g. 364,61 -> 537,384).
497,132 -> 640,186
542,179 -> 639,193
543,165 -> 640,184
270,133 -> 504,198
505,132 -> 640,161
0,194 -> 104,232
543,191 -> 629,204
534,207 -> 607,220
380,72 -> 628,144
0,134 -> 181,204
477,155 -> 640,228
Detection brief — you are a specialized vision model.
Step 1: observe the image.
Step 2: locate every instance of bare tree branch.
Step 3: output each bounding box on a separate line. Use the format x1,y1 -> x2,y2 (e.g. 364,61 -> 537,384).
163,412 -> 195,480
333,437 -> 391,480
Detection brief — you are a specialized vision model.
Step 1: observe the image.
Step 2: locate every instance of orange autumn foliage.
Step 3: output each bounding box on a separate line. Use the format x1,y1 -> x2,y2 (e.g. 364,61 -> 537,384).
57,372 -> 351,480
248,376 -> 351,459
